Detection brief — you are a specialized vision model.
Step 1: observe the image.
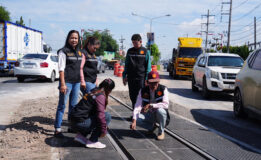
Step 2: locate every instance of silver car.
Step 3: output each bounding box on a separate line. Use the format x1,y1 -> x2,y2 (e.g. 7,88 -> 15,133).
234,48 -> 261,119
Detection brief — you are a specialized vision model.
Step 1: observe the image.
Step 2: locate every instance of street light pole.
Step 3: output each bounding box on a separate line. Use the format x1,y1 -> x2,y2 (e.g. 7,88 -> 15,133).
132,12 -> 171,43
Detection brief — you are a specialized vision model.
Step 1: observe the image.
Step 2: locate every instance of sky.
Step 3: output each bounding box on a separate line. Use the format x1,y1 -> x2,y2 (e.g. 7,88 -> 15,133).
1,0 -> 261,60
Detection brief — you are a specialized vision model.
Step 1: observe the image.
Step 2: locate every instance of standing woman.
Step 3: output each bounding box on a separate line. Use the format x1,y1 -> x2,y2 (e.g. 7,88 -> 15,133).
80,37 -> 100,94
70,78 -> 115,149
54,30 -> 82,137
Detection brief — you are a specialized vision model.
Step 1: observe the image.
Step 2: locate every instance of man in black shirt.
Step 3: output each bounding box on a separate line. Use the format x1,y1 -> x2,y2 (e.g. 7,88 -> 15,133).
123,34 -> 151,110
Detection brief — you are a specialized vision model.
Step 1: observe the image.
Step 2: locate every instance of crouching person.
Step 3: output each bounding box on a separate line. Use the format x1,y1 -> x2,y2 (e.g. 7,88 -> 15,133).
69,78 -> 115,148
130,71 -> 170,140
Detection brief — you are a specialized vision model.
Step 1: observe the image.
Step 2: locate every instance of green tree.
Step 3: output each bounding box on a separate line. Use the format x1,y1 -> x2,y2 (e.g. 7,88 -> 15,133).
0,6 -> 11,21
222,45 -> 251,60
82,29 -> 119,56
150,43 -> 160,65
15,16 -> 25,26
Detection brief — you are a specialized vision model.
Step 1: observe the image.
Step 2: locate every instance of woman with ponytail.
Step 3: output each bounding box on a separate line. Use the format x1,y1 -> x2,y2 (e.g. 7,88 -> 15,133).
69,78 -> 115,149
80,36 -> 100,94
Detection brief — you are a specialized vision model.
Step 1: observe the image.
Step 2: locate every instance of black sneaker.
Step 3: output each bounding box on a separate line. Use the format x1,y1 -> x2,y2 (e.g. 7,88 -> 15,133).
68,128 -> 76,133
147,124 -> 157,134
54,131 -> 64,138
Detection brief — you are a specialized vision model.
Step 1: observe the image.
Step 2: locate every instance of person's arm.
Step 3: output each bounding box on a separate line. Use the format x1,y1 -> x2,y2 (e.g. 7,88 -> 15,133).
151,88 -> 169,109
80,54 -> 86,89
95,94 -> 107,135
145,50 -> 151,80
58,51 -> 67,94
123,51 -> 130,85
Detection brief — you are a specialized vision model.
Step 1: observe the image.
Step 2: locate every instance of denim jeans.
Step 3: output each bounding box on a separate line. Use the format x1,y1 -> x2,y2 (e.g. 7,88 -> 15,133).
81,81 -> 96,94
71,112 -> 111,142
54,82 -> 80,129
137,108 -> 167,134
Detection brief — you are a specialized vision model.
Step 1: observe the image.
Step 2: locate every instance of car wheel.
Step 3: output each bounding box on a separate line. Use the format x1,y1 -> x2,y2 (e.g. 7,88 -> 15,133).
233,89 -> 246,118
169,70 -> 173,77
192,75 -> 198,92
173,69 -> 178,79
49,71 -> 55,83
17,76 -> 25,83
202,77 -> 210,99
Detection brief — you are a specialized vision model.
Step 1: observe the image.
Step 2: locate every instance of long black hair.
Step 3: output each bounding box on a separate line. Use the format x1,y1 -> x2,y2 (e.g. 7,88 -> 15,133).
92,78 -> 115,106
64,30 -> 81,50
83,36 -> 100,51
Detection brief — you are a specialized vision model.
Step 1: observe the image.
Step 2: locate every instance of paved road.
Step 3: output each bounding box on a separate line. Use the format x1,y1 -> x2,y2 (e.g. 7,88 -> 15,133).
0,70 -> 260,152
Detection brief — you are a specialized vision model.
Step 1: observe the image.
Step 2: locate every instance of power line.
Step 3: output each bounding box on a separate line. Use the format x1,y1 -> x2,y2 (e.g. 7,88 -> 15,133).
233,2 -> 261,21
233,0 -> 249,10
230,17 -> 261,33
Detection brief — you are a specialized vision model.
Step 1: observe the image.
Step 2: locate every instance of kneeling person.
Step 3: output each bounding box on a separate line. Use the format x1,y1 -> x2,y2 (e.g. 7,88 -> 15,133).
130,71 -> 170,140
69,78 -> 115,148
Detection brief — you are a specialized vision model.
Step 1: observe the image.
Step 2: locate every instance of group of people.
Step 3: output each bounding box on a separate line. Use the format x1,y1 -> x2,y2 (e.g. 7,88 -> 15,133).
53,31 -> 170,149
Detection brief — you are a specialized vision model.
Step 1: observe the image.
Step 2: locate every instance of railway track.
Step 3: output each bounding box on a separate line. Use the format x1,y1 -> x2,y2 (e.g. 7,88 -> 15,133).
107,95 -> 218,160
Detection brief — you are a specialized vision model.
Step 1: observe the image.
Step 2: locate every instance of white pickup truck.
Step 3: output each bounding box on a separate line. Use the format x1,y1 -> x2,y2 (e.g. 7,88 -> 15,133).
192,52 -> 244,99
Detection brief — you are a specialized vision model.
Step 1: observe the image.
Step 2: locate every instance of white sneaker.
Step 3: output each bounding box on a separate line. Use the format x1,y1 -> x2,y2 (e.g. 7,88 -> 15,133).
86,140 -> 106,149
74,133 -> 88,145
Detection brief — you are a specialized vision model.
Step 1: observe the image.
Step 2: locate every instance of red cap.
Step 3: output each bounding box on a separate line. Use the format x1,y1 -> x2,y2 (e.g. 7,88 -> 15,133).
147,71 -> 160,83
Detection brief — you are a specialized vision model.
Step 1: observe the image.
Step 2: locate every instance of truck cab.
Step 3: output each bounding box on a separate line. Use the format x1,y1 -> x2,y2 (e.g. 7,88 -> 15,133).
169,37 -> 203,79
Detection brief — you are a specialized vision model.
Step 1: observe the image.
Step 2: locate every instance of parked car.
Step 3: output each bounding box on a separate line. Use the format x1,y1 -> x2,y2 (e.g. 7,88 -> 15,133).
97,56 -> 106,73
107,59 -> 119,70
14,53 -> 59,82
192,53 -> 244,98
234,48 -> 261,119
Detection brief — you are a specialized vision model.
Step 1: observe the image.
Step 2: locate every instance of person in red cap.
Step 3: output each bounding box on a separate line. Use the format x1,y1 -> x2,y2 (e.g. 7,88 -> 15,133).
130,71 -> 170,140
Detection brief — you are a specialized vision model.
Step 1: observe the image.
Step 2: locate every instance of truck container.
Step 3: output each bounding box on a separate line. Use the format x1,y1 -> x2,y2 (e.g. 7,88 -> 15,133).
168,37 -> 203,78
0,20 -> 43,71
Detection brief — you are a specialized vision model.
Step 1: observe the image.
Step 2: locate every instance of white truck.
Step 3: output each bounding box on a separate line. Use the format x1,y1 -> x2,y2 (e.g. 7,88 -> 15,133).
0,20 -> 43,72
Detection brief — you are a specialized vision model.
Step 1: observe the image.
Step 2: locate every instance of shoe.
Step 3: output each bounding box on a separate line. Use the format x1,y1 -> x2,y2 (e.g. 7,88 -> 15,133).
157,133 -> 165,140
74,133 -> 88,145
54,131 -> 64,138
68,128 -> 76,133
86,140 -> 106,149
148,125 -> 157,134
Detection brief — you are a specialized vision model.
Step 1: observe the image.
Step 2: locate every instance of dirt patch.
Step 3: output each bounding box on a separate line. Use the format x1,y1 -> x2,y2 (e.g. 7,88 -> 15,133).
0,91 -> 139,160
0,96 -> 60,160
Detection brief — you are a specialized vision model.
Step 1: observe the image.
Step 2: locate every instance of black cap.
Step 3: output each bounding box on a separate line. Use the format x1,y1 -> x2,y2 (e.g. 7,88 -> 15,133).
131,34 -> 142,41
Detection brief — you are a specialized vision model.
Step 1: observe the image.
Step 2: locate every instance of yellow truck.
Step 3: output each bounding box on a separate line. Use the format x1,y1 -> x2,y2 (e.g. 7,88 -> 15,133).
168,37 -> 203,78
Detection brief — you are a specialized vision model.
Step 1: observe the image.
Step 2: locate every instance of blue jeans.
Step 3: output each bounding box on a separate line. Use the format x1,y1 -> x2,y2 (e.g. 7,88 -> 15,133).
81,81 -> 96,94
137,108 -> 167,134
54,82 -> 80,129
71,112 -> 111,142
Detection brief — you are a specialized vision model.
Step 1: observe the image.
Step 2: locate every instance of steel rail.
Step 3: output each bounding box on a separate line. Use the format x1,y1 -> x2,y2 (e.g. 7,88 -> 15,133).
109,95 -> 218,160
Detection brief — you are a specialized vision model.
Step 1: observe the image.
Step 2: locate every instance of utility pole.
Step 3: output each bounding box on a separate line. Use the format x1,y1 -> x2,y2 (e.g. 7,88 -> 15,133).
254,16 -> 257,50
201,9 -> 215,51
119,35 -> 125,56
221,0 -> 232,53
227,0 -> 232,53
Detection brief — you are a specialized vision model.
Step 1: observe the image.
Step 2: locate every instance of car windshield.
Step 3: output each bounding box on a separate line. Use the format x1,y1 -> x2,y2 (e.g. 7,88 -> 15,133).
22,54 -> 48,60
179,47 -> 202,58
208,56 -> 244,67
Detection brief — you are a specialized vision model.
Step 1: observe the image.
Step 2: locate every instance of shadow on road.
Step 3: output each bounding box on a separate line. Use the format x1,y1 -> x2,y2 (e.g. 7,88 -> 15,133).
190,108 -> 261,152
1,116 -> 54,135
168,87 -> 233,102
2,78 -> 56,83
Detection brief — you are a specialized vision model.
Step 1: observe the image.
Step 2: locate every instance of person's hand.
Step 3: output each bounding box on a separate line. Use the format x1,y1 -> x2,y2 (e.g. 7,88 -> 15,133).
141,104 -> 151,113
100,133 -> 106,138
60,84 -> 67,94
144,80 -> 148,86
130,119 -> 136,130
123,77 -> 127,86
80,81 -> 86,90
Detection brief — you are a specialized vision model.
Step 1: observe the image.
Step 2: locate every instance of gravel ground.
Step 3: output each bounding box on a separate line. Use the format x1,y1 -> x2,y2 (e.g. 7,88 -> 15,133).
0,90 -> 131,160
0,96 -> 59,160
